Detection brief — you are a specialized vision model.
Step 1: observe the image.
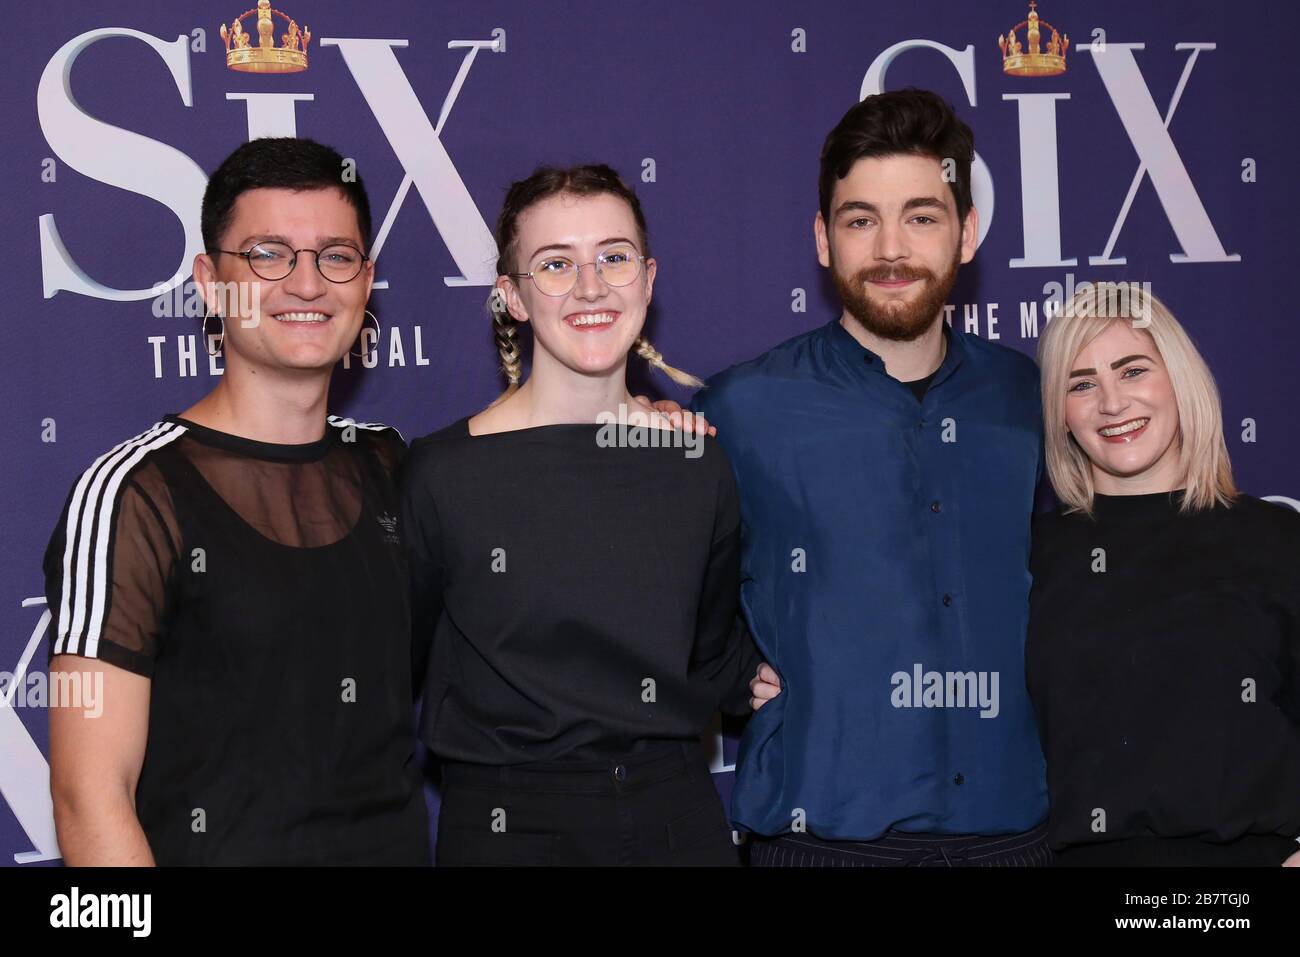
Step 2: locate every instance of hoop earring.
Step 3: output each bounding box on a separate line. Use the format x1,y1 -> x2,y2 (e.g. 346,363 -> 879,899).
350,310 -> 381,359
202,311 -> 225,357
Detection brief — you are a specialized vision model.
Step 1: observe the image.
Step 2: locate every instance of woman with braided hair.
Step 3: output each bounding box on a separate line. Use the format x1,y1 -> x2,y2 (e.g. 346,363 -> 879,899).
400,164 -> 764,865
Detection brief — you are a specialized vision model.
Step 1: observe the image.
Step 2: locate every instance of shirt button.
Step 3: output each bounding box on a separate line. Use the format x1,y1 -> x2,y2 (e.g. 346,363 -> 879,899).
930,501 -> 942,513
953,773 -> 965,785
612,765 -> 627,783
942,594 -> 953,607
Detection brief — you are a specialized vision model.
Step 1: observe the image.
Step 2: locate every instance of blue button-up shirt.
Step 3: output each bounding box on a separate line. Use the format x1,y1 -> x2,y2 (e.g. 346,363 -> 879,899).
693,317 -> 1048,840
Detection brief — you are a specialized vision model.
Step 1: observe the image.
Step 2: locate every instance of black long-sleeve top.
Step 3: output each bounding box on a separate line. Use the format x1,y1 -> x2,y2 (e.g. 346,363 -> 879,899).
399,416 -> 759,765
1027,490 -> 1300,865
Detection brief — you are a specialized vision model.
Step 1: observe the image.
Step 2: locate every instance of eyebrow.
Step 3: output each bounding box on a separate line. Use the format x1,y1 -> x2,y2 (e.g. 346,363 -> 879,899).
526,236 -> 638,262
1068,354 -> 1155,377
835,196 -> 949,218
235,233 -> 362,249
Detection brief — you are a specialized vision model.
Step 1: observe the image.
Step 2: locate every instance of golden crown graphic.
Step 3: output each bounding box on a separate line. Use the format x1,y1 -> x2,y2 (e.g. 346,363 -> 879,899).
220,1 -> 310,73
998,1 -> 1068,77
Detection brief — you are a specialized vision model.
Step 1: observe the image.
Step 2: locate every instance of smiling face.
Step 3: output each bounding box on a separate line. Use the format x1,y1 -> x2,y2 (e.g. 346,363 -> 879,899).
815,153 -> 977,341
197,186 -> 373,374
1064,320 -> 1184,494
497,191 -> 655,380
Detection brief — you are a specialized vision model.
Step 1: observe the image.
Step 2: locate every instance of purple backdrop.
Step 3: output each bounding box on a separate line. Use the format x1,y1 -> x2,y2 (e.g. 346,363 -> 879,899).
3,0 -> 1294,864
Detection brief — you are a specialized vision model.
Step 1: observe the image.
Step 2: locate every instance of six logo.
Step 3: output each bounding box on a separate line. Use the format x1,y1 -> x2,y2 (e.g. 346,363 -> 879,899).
861,38 -> 1238,267
39,21 -> 1242,305
37,29 -> 504,303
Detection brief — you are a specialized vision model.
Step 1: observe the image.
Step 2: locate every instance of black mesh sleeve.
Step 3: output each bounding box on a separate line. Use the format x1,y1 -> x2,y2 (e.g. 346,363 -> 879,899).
43,462 -> 179,677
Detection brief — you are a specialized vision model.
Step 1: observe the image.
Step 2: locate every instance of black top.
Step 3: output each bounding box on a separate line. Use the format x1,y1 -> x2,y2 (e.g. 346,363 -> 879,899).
43,414 -> 429,865
399,416 -> 759,766
1027,490 -> 1300,864
902,368 -> 939,402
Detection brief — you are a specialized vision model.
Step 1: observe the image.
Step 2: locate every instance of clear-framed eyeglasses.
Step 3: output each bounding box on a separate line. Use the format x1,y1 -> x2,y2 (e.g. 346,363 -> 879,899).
509,243 -> 646,297
214,240 -> 370,283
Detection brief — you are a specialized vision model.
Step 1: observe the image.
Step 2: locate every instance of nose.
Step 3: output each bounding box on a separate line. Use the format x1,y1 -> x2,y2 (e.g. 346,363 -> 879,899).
1095,376 -> 1129,418
280,250 -> 328,301
873,219 -> 909,264
571,260 -> 608,301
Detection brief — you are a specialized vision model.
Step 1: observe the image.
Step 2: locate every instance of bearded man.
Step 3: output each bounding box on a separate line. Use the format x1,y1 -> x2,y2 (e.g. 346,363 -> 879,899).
692,89 -> 1052,867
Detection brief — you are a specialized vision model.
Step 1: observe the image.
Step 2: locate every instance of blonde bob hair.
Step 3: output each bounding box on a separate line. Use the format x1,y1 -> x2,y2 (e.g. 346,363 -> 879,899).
1036,282 -> 1237,517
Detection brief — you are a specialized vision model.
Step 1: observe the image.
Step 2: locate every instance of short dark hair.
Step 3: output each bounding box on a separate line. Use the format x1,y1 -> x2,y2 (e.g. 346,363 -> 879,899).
494,163 -> 648,275
818,88 -> 974,225
200,137 -> 372,254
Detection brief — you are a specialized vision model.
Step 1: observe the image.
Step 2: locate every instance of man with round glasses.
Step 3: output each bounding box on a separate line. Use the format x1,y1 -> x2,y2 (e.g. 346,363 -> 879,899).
42,137 -> 429,865
214,238 -> 370,284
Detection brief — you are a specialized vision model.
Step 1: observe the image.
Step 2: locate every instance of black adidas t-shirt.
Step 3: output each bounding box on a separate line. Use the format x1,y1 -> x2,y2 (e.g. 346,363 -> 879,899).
43,414 -> 429,865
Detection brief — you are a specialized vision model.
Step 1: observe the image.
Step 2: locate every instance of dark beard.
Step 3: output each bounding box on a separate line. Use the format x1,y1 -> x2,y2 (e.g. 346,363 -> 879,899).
832,247 -> 961,342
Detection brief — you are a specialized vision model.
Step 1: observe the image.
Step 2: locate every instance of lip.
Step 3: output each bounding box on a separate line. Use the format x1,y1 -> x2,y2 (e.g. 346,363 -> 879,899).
1098,416 -> 1150,443
868,279 -> 918,289
563,310 -> 620,332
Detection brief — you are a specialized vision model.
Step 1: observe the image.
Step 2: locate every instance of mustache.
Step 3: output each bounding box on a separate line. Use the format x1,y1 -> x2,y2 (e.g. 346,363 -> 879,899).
855,265 -> 937,283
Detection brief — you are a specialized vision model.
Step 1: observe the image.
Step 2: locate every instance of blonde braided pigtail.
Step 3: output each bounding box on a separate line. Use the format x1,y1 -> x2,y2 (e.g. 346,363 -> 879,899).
632,336 -> 704,389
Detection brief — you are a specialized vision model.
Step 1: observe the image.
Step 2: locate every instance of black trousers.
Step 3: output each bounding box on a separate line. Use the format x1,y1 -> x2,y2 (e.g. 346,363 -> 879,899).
1053,833 -> 1298,866
749,820 -> 1054,867
436,741 -> 740,866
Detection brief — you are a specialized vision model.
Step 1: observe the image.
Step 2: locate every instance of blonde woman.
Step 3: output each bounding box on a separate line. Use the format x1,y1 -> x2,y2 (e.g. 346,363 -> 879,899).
1027,283 -> 1300,866
399,164 -> 762,866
